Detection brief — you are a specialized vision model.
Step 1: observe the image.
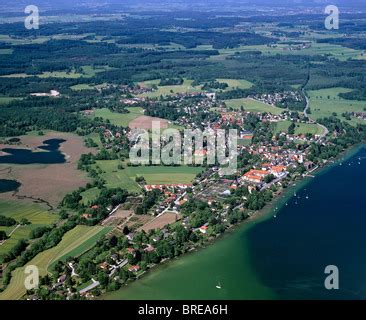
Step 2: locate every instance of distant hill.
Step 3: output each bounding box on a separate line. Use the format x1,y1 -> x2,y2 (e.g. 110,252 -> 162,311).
2,0 -> 365,14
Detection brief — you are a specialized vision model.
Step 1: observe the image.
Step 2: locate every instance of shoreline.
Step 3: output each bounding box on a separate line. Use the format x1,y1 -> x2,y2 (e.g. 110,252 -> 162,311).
101,143 -> 366,300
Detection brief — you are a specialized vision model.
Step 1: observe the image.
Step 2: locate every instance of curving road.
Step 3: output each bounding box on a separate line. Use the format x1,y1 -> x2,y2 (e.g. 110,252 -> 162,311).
302,77 -> 329,139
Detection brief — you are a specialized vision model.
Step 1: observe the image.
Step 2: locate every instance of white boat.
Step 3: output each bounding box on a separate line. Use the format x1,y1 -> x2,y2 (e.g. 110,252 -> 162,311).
216,282 -> 222,289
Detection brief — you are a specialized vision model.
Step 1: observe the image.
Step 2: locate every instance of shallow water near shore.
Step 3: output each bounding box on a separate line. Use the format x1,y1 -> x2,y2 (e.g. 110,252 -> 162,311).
104,146 -> 366,300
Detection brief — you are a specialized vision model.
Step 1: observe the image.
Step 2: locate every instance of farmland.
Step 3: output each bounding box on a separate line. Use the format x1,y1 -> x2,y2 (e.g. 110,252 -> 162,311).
95,160 -> 203,193
216,79 -> 253,91
138,79 -> 202,98
93,107 -> 144,127
209,42 -> 365,62
0,201 -> 58,262
274,121 -> 324,136
0,225 -> 111,300
225,98 -> 284,115
0,97 -> 21,105
308,87 -> 366,126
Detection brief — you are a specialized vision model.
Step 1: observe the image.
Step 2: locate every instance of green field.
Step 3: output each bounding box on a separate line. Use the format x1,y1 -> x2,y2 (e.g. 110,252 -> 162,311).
80,187 -> 101,205
93,107 -> 144,127
0,225 -> 111,300
70,84 -> 96,91
206,42 -> 364,62
95,160 -> 203,192
274,121 -> 324,136
216,79 -> 253,91
308,87 -> 366,126
225,98 -> 284,115
0,201 -> 58,262
138,79 -> 202,98
0,97 -> 21,105
4,65 -> 114,80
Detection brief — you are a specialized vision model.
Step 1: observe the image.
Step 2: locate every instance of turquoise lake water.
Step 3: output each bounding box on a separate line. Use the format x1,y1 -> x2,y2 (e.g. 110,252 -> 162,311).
103,146 -> 366,299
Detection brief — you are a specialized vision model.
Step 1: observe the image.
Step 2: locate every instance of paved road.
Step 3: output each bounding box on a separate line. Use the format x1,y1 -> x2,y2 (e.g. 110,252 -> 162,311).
79,279 -> 100,294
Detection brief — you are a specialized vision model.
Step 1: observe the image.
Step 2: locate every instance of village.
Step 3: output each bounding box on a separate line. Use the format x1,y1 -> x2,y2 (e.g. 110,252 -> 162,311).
23,82 -> 334,300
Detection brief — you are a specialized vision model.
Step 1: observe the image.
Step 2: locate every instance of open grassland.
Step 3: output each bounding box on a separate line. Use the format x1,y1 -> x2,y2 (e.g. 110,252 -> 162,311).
1,65 -> 113,79
0,97 -> 21,105
0,34 -> 49,45
70,84 -> 95,91
308,87 -> 366,126
39,71 -> 83,79
274,121 -> 324,136
0,225 -> 111,300
0,201 -> 57,224
138,79 -> 202,98
96,160 -> 203,193
93,107 -> 144,127
80,187 -> 101,205
216,79 -> 253,91
225,98 -> 284,115
206,42 -> 364,61
0,201 -> 58,262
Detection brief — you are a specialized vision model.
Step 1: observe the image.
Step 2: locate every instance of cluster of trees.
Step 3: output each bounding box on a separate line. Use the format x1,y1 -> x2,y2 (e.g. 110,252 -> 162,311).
0,215 -> 16,226
135,189 -> 162,215
202,81 -> 228,90
159,78 -> 183,86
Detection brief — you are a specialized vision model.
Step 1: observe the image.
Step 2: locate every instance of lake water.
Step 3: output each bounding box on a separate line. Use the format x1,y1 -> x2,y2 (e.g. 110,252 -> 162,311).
0,179 -> 21,193
0,139 -> 66,165
104,146 -> 366,300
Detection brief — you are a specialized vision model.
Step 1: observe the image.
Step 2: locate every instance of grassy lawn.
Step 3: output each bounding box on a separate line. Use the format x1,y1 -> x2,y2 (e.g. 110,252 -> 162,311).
70,84 -> 96,91
80,187 -> 101,205
209,43 -> 364,61
274,121 -> 324,135
39,71 -> 83,79
138,79 -> 202,98
93,107 -> 144,127
0,73 -> 31,78
0,225 -> 111,300
95,160 -> 203,193
0,201 -> 58,262
225,98 -> 284,115
238,139 -> 252,146
308,87 -> 366,126
0,97 -> 21,105
216,79 -> 253,91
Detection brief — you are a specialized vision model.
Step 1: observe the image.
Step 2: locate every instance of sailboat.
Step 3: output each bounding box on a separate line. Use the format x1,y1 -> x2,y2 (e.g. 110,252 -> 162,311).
216,282 -> 222,289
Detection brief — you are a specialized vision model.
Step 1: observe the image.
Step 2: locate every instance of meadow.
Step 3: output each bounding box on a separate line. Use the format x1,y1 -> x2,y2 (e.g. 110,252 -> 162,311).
274,121 -> 324,136
308,87 -> 366,126
206,42 -> 365,62
95,160 -> 203,193
0,225 -> 111,300
138,79 -> 202,98
0,97 -> 21,105
225,98 -> 284,115
216,78 -> 253,91
0,201 -> 58,262
93,107 -> 144,127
